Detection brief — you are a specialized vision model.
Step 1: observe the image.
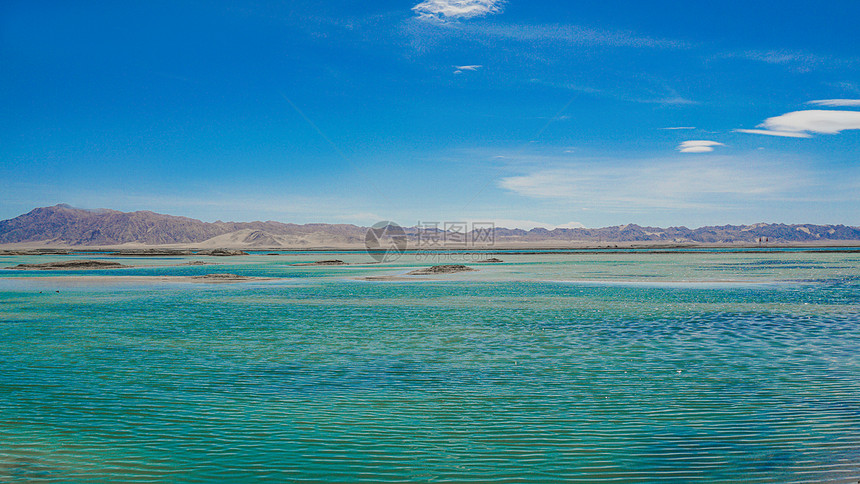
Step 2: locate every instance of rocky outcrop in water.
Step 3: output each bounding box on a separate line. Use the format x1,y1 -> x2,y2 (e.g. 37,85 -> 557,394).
7,260 -> 128,270
408,265 -> 476,275
189,273 -> 261,282
293,260 -> 347,266
194,249 -> 249,256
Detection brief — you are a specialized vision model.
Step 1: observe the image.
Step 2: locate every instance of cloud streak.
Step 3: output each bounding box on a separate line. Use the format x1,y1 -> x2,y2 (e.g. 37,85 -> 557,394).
733,129 -> 812,138
468,23 -> 686,49
717,49 -> 856,72
453,64 -> 482,74
736,110 -> 860,138
677,140 -> 724,153
413,0 -> 504,21
807,99 -> 860,107
497,155 -> 811,210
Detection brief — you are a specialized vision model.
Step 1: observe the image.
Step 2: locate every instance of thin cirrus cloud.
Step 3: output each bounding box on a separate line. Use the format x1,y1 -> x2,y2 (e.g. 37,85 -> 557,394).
497,156 -> 810,210
462,218 -> 586,231
677,140 -> 724,153
413,0 -> 505,21
807,99 -> 860,107
735,110 -> 860,138
717,50 -> 853,73
453,64 -> 482,74
464,22 -> 686,49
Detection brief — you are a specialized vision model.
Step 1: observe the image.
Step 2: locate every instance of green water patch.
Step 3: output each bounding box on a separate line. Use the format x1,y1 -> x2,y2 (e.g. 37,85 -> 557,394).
1,255 -> 859,482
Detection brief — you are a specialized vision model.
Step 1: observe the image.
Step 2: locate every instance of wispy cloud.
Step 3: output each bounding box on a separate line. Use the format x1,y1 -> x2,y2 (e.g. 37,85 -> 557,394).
738,50 -> 821,66
807,99 -> 860,107
461,218 -> 585,230
468,23 -> 687,49
717,49 -> 855,72
662,126 -> 696,130
677,140 -> 724,153
413,0 -> 504,21
453,64 -> 482,74
736,109 -> 860,138
636,95 -> 696,105
733,129 -> 811,138
497,155 -> 811,210
528,77 -> 695,106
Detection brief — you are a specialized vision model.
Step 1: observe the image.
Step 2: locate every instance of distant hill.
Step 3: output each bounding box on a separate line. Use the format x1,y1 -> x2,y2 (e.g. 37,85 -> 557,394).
1,204 -> 859,248
0,204 -> 366,247
489,223 -> 860,245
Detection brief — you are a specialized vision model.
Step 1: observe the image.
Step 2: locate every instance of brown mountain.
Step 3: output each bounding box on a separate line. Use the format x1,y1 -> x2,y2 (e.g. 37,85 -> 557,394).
1,204 -> 859,247
0,204 -> 367,246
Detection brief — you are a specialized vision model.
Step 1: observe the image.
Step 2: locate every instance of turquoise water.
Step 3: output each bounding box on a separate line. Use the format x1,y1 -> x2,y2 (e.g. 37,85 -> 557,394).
1,251 -> 859,482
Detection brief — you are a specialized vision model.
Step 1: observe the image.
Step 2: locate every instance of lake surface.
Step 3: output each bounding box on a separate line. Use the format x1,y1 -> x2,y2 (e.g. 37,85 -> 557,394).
1,250 -> 859,482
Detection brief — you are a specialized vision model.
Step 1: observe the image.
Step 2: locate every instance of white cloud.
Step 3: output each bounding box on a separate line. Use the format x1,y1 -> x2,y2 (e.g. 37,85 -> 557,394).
807,99 -> 860,107
733,129 -> 812,138
453,64 -> 482,74
497,156 -> 810,210
661,126 -> 696,130
736,109 -> 860,137
413,0 -> 504,21
677,140 -> 724,153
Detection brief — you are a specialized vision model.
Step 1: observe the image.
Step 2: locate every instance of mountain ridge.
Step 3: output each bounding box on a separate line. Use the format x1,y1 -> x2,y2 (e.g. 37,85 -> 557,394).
1,204 -> 859,248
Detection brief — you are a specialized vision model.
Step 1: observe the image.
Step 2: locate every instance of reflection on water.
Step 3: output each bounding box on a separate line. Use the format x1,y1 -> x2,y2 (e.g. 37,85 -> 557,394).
0,251 -> 859,482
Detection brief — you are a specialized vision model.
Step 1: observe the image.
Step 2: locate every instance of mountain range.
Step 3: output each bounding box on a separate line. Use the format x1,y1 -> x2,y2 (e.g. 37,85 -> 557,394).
1,204 -> 859,248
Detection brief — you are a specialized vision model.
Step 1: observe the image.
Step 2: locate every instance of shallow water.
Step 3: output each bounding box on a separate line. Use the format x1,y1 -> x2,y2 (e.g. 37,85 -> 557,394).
1,250 -> 859,482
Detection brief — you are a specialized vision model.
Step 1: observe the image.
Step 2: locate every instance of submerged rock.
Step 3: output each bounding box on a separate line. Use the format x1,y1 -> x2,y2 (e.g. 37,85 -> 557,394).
477,258 -> 503,263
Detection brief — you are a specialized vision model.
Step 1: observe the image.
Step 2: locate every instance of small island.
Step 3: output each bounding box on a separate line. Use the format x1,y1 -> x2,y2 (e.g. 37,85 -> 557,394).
194,249 -> 249,256
292,260 -> 347,266
407,265 -> 477,275
189,273 -> 263,282
6,260 -> 129,270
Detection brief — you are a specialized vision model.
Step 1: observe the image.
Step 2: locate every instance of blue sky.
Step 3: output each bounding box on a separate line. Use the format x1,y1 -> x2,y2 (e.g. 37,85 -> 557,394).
2,0 -> 859,229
